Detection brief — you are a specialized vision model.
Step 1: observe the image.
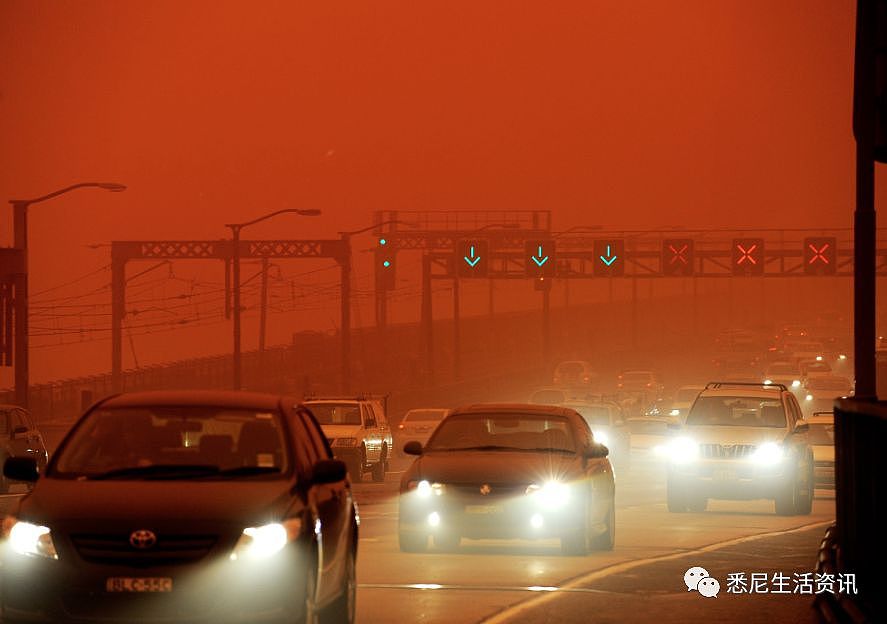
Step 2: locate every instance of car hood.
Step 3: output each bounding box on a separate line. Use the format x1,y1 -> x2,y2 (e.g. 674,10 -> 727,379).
406,450 -> 581,485
681,426 -> 787,445
320,424 -> 363,439
16,477 -> 296,529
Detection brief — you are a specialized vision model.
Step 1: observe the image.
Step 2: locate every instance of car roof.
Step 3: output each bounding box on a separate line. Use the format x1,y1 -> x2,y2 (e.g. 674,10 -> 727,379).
450,403 -> 580,419
699,386 -> 786,399
98,391 -> 291,411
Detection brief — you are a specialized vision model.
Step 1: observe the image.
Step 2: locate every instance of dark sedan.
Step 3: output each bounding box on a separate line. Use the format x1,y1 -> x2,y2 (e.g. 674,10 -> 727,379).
1,391 -> 357,624
398,404 -> 615,556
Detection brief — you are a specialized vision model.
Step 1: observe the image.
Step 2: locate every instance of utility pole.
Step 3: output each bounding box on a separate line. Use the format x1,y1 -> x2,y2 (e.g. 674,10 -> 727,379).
421,253 -> 434,385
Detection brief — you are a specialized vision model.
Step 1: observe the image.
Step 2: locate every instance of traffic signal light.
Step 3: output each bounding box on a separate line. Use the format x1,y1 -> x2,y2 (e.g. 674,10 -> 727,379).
593,239 -> 625,277
524,239 -> 556,278
375,237 -> 396,290
803,237 -> 837,275
456,239 -> 489,277
661,239 -> 694,276
732,238 -> 765,276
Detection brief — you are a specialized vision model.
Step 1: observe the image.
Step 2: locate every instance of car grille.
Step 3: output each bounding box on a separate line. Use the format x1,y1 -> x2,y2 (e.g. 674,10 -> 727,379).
448,483 -> 527,501
699,444 -> 757,459
70,533 -> 217,567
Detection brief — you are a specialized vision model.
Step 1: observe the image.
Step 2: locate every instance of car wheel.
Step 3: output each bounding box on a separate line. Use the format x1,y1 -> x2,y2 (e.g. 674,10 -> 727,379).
666,476 -> 688,513
321,545 -> 356,624
349,449 -> 366,484
589,501 -> 615,551
433,532 -> 460,552
398,529 -> 428,553
687,497 -> 708,513
371,450 -> 386,482
794,455 -> 815,516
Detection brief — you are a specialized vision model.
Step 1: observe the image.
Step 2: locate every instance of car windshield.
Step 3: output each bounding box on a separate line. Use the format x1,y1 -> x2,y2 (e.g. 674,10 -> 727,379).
426,413 -> 577,453
626,419 -> 669,434
686,396 -> 786,427
807,377 -> 851,391
307,402 -> 362,425
403,409 -> 448,424
556,362 -> 585,375
53,406 -> 289,479
530,390 -> 566,405
569,405 -> 611,426
806,422 -> 834,446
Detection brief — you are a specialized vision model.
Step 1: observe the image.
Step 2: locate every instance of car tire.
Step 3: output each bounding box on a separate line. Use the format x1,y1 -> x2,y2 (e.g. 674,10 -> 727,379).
398,529 -> 428,553
321,545 -> 356,624
370,461 -> 384,483
666,476 -> 688,513
433,532 -> 460,552
589,502 -> 615,551
349,448 -> 366,484
687,497 -> 708,513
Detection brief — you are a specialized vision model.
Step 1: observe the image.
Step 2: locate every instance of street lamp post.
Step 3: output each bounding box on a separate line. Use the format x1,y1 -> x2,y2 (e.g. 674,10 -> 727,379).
226,209 -> 321,390
9,182 -> 126,408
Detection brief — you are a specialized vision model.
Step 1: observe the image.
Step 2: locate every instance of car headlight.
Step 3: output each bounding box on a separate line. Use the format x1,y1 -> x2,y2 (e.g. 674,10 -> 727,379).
805,394 -> 813,401
594,431 -> 610,446
792,380 -> 801,388
229,520 -> 302,561
408,480 -> 445,498
669,409 -> 681,417
763,379 -> 773,385
526,481 -> 570,510
750,442 -> 784,465
665,437 -> 698,464
2,517 -> 58,560
332,437 -> 358,447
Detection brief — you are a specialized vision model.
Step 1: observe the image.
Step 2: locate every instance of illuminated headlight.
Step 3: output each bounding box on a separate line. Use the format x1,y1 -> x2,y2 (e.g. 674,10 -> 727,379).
3,518 -> 58,560
815,356 -> 823,361
594,431 -> 610,446
526,481 -> 570,510
665,437 -> 698,464
805,394 -> 813,401
750,442 -> 784,465
792,380 -> 801,388
669,409 -> 681,417
332,437 -> 358,447
229,520 -> 302,561
839,354 -> 847,361
410,480 -> 445,498
763,379 -> 773,385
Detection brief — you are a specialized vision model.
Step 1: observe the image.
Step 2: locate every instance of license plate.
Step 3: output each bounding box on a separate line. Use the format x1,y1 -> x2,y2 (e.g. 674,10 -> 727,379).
106,577 -> 173,593
713,469 -> 735,482
465,505 -> 500,514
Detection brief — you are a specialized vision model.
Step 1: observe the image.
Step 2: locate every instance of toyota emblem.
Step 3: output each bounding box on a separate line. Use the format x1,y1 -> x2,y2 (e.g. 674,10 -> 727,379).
129,529 -> 157,550
479,484 -> 491,496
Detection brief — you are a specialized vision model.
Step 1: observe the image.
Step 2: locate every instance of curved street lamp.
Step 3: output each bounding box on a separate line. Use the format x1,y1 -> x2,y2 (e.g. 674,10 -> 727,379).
8,182 -> 126,408
225,209 -> 322,390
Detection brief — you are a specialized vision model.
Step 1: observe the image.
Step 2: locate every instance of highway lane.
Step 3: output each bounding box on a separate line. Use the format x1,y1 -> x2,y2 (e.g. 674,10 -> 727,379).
351,454 -> 835,624
0,452 -> 835,623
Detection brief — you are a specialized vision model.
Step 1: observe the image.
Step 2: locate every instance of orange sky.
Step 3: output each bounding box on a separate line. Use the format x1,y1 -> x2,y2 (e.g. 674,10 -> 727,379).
0,0 -> 880,383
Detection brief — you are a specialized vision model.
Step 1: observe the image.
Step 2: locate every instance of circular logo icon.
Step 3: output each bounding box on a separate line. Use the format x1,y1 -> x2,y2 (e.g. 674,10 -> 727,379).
129,529 -> 157,550
479,484 -> 491,496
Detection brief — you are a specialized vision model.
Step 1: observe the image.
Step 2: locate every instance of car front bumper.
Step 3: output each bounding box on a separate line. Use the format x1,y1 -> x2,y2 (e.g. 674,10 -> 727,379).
1,544 -> 310,624
668,460 -> 792,500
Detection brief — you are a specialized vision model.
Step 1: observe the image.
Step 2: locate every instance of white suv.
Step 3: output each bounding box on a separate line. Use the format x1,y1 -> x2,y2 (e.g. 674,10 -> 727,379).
304,396 -> 393,483
662,382 -> 814,516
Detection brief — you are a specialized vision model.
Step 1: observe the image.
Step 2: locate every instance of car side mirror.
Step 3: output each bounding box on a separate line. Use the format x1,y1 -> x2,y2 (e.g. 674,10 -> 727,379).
311,459 -> 347,484
4,456 -> 39,483
403,441 -> 423,456
11,425 -> 28,438
792,422 -> 810,434
585,443 -> 609,459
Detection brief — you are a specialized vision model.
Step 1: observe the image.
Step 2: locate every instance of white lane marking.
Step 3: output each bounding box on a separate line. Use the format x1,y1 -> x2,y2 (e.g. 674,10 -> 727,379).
479,519 -> 834,624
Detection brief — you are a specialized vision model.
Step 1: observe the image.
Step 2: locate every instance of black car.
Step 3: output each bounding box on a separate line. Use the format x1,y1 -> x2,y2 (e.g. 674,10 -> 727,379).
398,403 -> 615,556
1,391 -> 357,624
0,405 -> 49,493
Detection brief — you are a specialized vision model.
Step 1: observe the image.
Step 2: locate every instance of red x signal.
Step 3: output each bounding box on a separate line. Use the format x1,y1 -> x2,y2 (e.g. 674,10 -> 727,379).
808,242 -> 830,264
669,244 -> 689,264
736,244 -> 758,265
